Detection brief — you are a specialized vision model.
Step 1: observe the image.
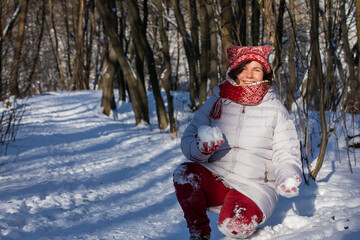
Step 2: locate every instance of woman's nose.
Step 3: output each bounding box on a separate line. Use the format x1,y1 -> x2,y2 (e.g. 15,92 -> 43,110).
246,70 -> 253,78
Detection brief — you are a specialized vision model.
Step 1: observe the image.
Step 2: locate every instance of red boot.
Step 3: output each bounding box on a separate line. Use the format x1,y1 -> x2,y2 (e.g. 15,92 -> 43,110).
218,190 -> 263,238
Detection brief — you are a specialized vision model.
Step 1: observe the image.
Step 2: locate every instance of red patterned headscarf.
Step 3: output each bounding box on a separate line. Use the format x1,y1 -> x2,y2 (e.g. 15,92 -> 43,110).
227,46 -> 272,73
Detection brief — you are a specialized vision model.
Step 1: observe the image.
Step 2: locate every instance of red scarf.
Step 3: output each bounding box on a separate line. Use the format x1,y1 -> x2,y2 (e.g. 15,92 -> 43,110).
209,80 -> 271,119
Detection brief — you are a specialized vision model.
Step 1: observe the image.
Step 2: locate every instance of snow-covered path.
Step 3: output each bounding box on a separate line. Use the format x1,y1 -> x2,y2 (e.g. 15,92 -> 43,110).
0,91 -> 359,239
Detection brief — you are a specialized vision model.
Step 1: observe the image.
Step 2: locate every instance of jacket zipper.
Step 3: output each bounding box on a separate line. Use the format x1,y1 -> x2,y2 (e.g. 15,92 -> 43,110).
231,104 -> 246,173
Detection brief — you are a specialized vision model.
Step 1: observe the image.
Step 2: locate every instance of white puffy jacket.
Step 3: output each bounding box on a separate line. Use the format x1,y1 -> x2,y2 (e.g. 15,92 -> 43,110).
181,86 -> 302,223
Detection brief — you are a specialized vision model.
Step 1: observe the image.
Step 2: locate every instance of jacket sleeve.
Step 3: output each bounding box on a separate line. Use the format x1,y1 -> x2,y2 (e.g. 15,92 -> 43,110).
181,96 -> 217,162
272,106 -> 302,184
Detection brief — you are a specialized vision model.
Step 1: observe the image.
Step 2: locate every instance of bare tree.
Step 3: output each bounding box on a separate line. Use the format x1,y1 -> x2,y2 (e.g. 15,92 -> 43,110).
95,0 -> 149,125
356,0 -> 360,106
101,45 -> 117,116
83,0 -> 96,90
187,0 -> 200,95
251,0 -> 261,45
233,0 -> 246,45
156,0 -> 177,135
22,0 -> 46,97
284,0 -> 297,111
71,0 -> 85,90
116,0 -> 128,102
125,0 -> 168,130
206,2 -> 219,95
198,1 -> 209,106
171,0 -> 198,109
100,0 -> 117,117
61,0 -> 73,82
321,0 -> 338,111
257,0 -> 275,46
0,1 -> 4,99
9,0 -> 28,97
308,0 -> 328,180
273,0 -> 286,77
220,0 -> 233,79
48,0 -> 67,91
339,0 -> 357,113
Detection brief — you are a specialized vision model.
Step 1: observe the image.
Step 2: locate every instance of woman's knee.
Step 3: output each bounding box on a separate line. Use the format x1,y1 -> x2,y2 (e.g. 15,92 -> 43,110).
173,162 -> 201,187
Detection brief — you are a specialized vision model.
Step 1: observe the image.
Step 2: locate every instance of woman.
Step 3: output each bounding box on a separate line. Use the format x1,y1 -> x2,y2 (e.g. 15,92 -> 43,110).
173,46 -> 302,240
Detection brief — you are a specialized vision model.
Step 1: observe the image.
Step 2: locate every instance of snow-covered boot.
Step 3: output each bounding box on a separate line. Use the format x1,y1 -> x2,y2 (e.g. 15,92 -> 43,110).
217,190 -> 263,239
218,216 -> 258,239
189,234 -> 211,240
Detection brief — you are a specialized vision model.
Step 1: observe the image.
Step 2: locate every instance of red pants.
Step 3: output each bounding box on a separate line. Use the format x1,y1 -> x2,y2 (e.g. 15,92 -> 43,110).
173,162 -> 263,237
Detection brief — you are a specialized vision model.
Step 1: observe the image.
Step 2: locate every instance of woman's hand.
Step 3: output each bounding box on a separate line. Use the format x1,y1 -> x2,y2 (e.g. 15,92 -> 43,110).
196,125 -> 224,154
276,176 -> 302,198
198,139 -> 224,154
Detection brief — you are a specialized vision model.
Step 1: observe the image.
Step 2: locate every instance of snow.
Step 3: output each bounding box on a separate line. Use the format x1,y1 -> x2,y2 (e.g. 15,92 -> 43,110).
276,177 -> 301,198
1,90 -> 360,240
282,178 -> 298,189
198,125 -> 223,143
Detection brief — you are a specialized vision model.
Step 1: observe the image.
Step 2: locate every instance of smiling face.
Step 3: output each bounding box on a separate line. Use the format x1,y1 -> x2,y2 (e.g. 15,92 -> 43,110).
235,61 -> 264,86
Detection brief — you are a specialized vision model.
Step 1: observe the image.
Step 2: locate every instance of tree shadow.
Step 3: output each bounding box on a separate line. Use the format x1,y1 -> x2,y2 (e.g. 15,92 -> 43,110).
255,177 -> 319,230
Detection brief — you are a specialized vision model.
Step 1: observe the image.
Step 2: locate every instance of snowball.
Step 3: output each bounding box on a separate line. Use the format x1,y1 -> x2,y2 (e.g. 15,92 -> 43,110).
198,125 -> 223,142
283,177 -> 299,189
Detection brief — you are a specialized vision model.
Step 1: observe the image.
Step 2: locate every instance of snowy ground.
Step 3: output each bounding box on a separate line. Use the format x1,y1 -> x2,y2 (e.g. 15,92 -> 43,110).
0,90 -> 359,240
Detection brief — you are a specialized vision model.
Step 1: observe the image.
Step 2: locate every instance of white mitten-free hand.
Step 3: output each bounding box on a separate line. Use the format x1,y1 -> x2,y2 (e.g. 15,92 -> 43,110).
276,176 -> 302,198
196,125 -> 224,154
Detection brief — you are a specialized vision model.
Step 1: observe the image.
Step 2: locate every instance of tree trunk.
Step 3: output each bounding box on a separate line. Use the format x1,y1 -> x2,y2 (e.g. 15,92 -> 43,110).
22,0 -> 46,97
116,67 -> 126,102
0,1 -> 3,99
187,0 -> 200,96
234,0 -> 246,45
71,0 -> 85,90
251,0 -> 261,45
84,0 -> 95,90
101,0 -> 117,117
273,0 -> 286,76
340,0 -> 357,113
157,0 -> 177,135
10,0 -> 28,97
198,1 -> 210,106
220,0 -> 233,79
125,0 -> 168,130
101,45 -> 117,116
49,0 -> 67,91
321,0 -> 337,111
356,0 -> 360,107
117,0 -> 127,102
61,0 -> 73,81
206,2 -> 218,95
125,6 -> 147,114
284,0 -> 297,111
171,0 -> 198,110
95,0 -> 149,125
174,32 -> 180,91
309,0 -> 328,180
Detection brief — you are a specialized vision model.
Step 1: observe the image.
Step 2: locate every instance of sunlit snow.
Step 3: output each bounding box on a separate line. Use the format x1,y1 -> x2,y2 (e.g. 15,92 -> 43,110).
0,90 -> 359,239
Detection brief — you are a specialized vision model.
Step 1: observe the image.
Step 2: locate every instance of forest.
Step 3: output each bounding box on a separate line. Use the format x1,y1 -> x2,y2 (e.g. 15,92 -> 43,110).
1,0 -> 359,180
